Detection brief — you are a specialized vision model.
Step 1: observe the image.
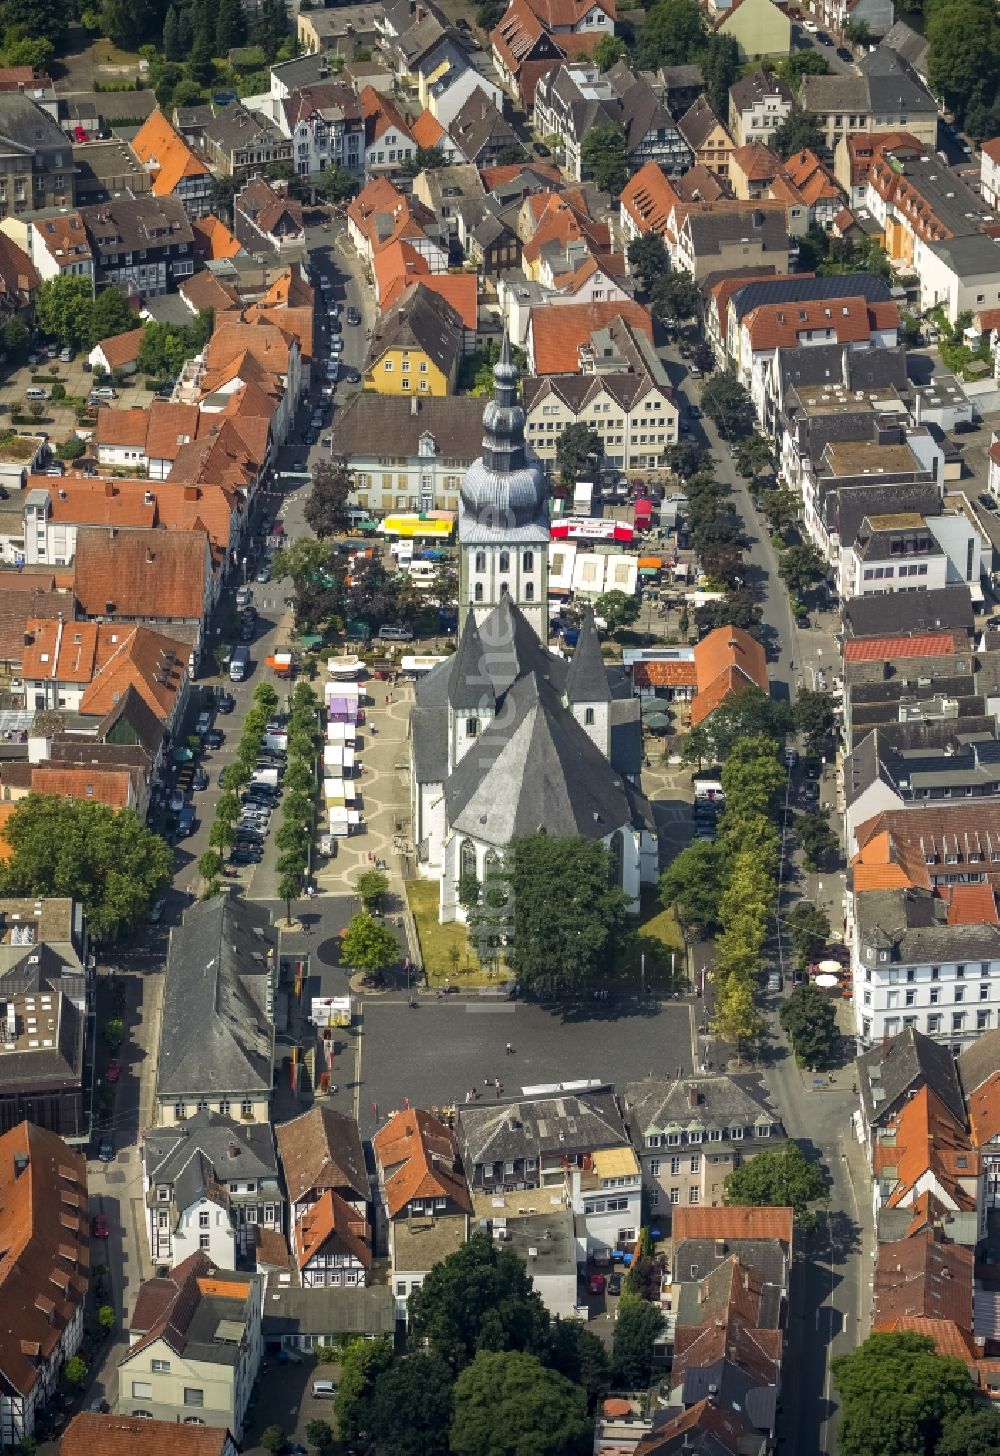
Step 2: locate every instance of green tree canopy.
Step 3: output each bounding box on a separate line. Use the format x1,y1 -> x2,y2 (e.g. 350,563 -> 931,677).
794,808 -> 839,871
650,270 -> 700,326
408,1232 -> 550,1372
546,1320 -> 610,1409
366,1353 -> 454,1456
785,900 -> 830,968
341,912 -> 399,975
0,795 -> 172,940
778,542 -> 826,595
659,840 -> 726,936
506,834 -> 631,997
35,276 -> 96,351
634,0 -> 707,68
612,1295 -> 663,1387
556,422 -> 604,486
304,455 -> 353,538
792,688 -> 837,755
594,589 -> 639,633
760,488 -> 799,536
780,981 -> 839,1068
702,32 -> 741,115
832,1332 -> 979,1456
700,372 -> 756,439
626,233 -> 670,293
776,48 -> 829,85
450,1350 -> 592,1456
356,868 -> 389,913
334,1337 -> 395,1443
593,33 -> 627,69
926,0 -> 1000,131
315,164 -> 359,202
935,1405 -> 1000,1456
770,106 -> 826,161
724,1142 -> 827,1228
580,122 -> 629,195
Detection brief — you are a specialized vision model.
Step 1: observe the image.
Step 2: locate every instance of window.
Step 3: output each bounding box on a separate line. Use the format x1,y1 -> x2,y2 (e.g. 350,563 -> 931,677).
241,1099 -> 253,1117
132,1382 -> 153,1399
649,1158 -> 660,1175
928,1013 -> 942,1033
174,1102 -> 185,1120
669,1187 -> 680,1204
585,708 -> 595,725
499,551 -> 509,573
670,1156 -> 681,1175
525,581 -> 534,601
264,1204 -> 276,1223
475,551 -> 486,572
219,1099 -> 230,1115
955,987 -> 965,1003
199,1211 -> 210,1228
183,1388 -> 204,1408
688,1187 -> 700,1203
930,988 -> 940,1005
905,989 -> 916,1007
689,1156 -> 701,1173
157,1186 -> 170,1201
151,1359 -> 170,1373
523,551 -> 534,571
978,1010 -> 992,1030
474,582 -> 484,602
199,1233 -> 210,1249
952,1012 -> 966,1031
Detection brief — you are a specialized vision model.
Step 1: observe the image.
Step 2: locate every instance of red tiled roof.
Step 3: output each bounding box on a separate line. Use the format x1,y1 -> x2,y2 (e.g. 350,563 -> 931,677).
690,625 -> 768,726
31,764 -> 135,807
73,526 -> 208,621
373,1107 -> 472,1218
191,214 -> 242,262
297,1188 -> 371,1272
619,161 -> 679,236
873,1231 -> 974,1328
411,110 -> 445,149
520,0 -> 616,26
843,632 -> 959,662
672,1206 -> 794,1244
944,883 -> 999,925
61,1414 -> 233,1456
132,109 -> 209,196
94,329 -> 143,369
360,85 -> 413,147
876,1086 -> 979,1211
743,295 -> 897,350
631,660 -> 698,689
731,142 -> 784,183
529,300 -> 652,373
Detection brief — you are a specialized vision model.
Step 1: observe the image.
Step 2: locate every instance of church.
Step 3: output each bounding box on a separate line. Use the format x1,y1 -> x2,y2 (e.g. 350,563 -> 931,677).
409,337 -> 660,924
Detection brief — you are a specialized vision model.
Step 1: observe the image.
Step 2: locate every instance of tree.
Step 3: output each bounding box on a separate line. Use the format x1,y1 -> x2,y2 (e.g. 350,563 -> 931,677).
785,900 -> 830,968
761,488 -> 798,536
1,316 -> 29,358
451,1350 -> 591,1456
356,868 -> 389,913
55,436 -> 86,462
725,1142 -> 827,1228
547,1321 -> 610,1409
91,288 -> 136,343
315,164 -> 359,202
721,733 -> 786,819
163,4 -> 182,58
667,440 -> 710,480
713,971 -> 766,1057
341,912 -> 398,977
506,834 -> 631,998
702,32 -> 741,116
832,1332 -> 978,1456
777,48 -> 829,86
408,1232 -> 550,1371
335,1336 -> 395,1442
556,421 -> 603,486
260,1426 -> 287,1454
198,850 -> 225,886
367,1353 -> 454,1456
277,869 -> 301,927
700,372 -> 755,439
794,809 -> 840,872
305,1419 -> 334,1451
926,0 -> 1000,131
634,0 -> 706,68
936,1405 -> 1000,1456
5,36 -> 55,68
594,589 -> 639,633
733,432 -> 773,480
35,276 -> 95,351
612,1295 -> 663,1387
780,982 -> 838,1069
778,542 -> 825,595
216,0 -> 247,53
0,795 -> 171,940
98,1304 -> 116,1330
659,840 -> 725,935
63,1356 -> 87,1386
770,106 -> 826,162
843,17 -> 869,43
792,689 -> 836,756
650,270 -> 700,326
627,233 -> 669,294
580,122 -> 628,196
304,455 -> 352,538
593,32 -> 627,69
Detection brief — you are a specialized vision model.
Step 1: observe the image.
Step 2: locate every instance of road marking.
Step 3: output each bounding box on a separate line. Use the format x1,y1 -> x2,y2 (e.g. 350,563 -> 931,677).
465,1003 -> 515,1014
353,1006 -> 363,1123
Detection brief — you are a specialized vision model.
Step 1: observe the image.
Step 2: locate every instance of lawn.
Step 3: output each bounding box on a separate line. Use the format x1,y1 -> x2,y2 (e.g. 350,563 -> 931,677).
405,878 -> 498,987
92,39 -> 142,68
615,888 -> 686,995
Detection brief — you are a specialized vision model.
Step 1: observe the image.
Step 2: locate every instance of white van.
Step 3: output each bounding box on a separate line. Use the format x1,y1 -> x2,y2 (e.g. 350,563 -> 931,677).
378,623 -> 414,642
312,1379 -> 337,1399
25,386 -> 49,401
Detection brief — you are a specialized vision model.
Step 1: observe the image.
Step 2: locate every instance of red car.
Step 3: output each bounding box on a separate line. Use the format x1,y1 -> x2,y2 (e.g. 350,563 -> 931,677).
104,1059 -> 121,1084
588,1272 -> 606,1295
91,1213 -> 110,1239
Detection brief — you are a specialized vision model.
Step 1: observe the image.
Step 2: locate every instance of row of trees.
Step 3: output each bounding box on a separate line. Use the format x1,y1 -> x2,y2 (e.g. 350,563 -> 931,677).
0,795 -> 172,940
276,681 -> 321,921
35,276 -> 136,354
318,1233 -> 663,1456
198,680 -> 285,890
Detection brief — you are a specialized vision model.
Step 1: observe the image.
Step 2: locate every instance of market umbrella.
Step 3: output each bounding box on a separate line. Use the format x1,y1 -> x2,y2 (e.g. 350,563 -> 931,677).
172,746 -> 193,763
815,973 -> 840,989
817,958 -> 842,974
644,713 -> 671,731
641,696 -> 668,717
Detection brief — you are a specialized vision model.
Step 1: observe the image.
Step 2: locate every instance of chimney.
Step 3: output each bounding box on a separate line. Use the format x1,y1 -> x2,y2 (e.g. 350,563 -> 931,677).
14,1152 -> 28,1178
104,481 -> 114,497
410,395 -> 419,416
146,548 -> 154,564
183,485 -> 199,501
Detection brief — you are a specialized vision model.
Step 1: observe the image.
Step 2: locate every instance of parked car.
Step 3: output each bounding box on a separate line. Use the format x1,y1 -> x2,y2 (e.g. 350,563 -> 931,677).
216,691 -> 235,714
836,45 -> 852,60
346,306 -> 361,325
169,788 -> 186,812
206,728 -> 225,749
105,1057 -> 122,1083
90,1214 -> 110,1239
256,564 -> 271,583
588,1272 -> 605,1295
98,1134 -> 115,1163
149,897 -> 166,924
607,1272 -> 622,1296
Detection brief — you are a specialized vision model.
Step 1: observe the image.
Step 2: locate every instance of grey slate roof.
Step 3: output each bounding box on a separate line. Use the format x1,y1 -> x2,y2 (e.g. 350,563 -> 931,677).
448,90 -> 519,162
672,1237 -> 789,1305
882,21 -> 929,76
800,72 -> 870,113
0,92 -> 69,154
677,95 -> 726,153
929,232 -> 1000,277
448,611 -> 496,711
622,1074 -> 781,1138
685,206 -> 787,259
334,392 -> 484,462
156,896 -> 276,1101
144,1110 -> 278,1195
859,46 -> 936,114
957,1027 -> 1000,1098
731,272 -> 891,322
856,885 -> 1000,970
565,610 -> 611,704
729,68 -> 793,112
843,585 -> 975,639
367,282 -> 465,380
856,1025 -> 966,1129
262,1284 -> 396,1338
456,1087 -> 628,1167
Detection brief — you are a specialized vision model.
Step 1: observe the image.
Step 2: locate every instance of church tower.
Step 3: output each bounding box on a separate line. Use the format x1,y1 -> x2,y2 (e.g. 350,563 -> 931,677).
458,333 -> 548,638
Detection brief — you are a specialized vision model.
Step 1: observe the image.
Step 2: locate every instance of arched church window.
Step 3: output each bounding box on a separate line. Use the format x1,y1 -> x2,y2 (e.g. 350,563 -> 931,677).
523,551 -> 534,571
475,551 -> 486,572
461,840 -> 477,880
475,582 -> 484,602
585,707 -> 594,725
499,550 -> 510,573
525,581 -> 534,601
609,829 -> 624,888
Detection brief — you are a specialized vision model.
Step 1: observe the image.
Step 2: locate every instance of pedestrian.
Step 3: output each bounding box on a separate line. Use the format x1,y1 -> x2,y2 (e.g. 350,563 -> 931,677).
506,1041 -> 512,1055
495,1082 -> 500,1099
495,1076 -> 500,1091
484,1077 -> 491,1087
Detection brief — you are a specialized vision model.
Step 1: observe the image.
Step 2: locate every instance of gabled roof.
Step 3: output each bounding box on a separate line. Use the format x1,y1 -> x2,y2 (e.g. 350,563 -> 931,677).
565,608 -> 611,704
671,1206 -> 794,1244
297,1188 -> 371,1271
619,162 -> 680,235
0,1122 -> 89,1398
690,626 -> 768,726
875,1085 -> 978,1210
156,897 -> 276,1101
276,1104 -> 367,1206
131,108 -> 209,196
529,299 -> 652,373
411,109 -> 446,149
73,526 -> 208,621
93,328 -> 143,369
520,0 -> 616,25
677,95 -> 731,154
873,1229 -> 973,1327
366,281 -> 465,379
957,1026 -> 1000,1098
61,1414 -> 234,1456
729,67 -> 793,112
457,1086 -> 628,1166
373,1107 -> 472,1217
360,84 -> 413,147
191,214 -> 243,262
